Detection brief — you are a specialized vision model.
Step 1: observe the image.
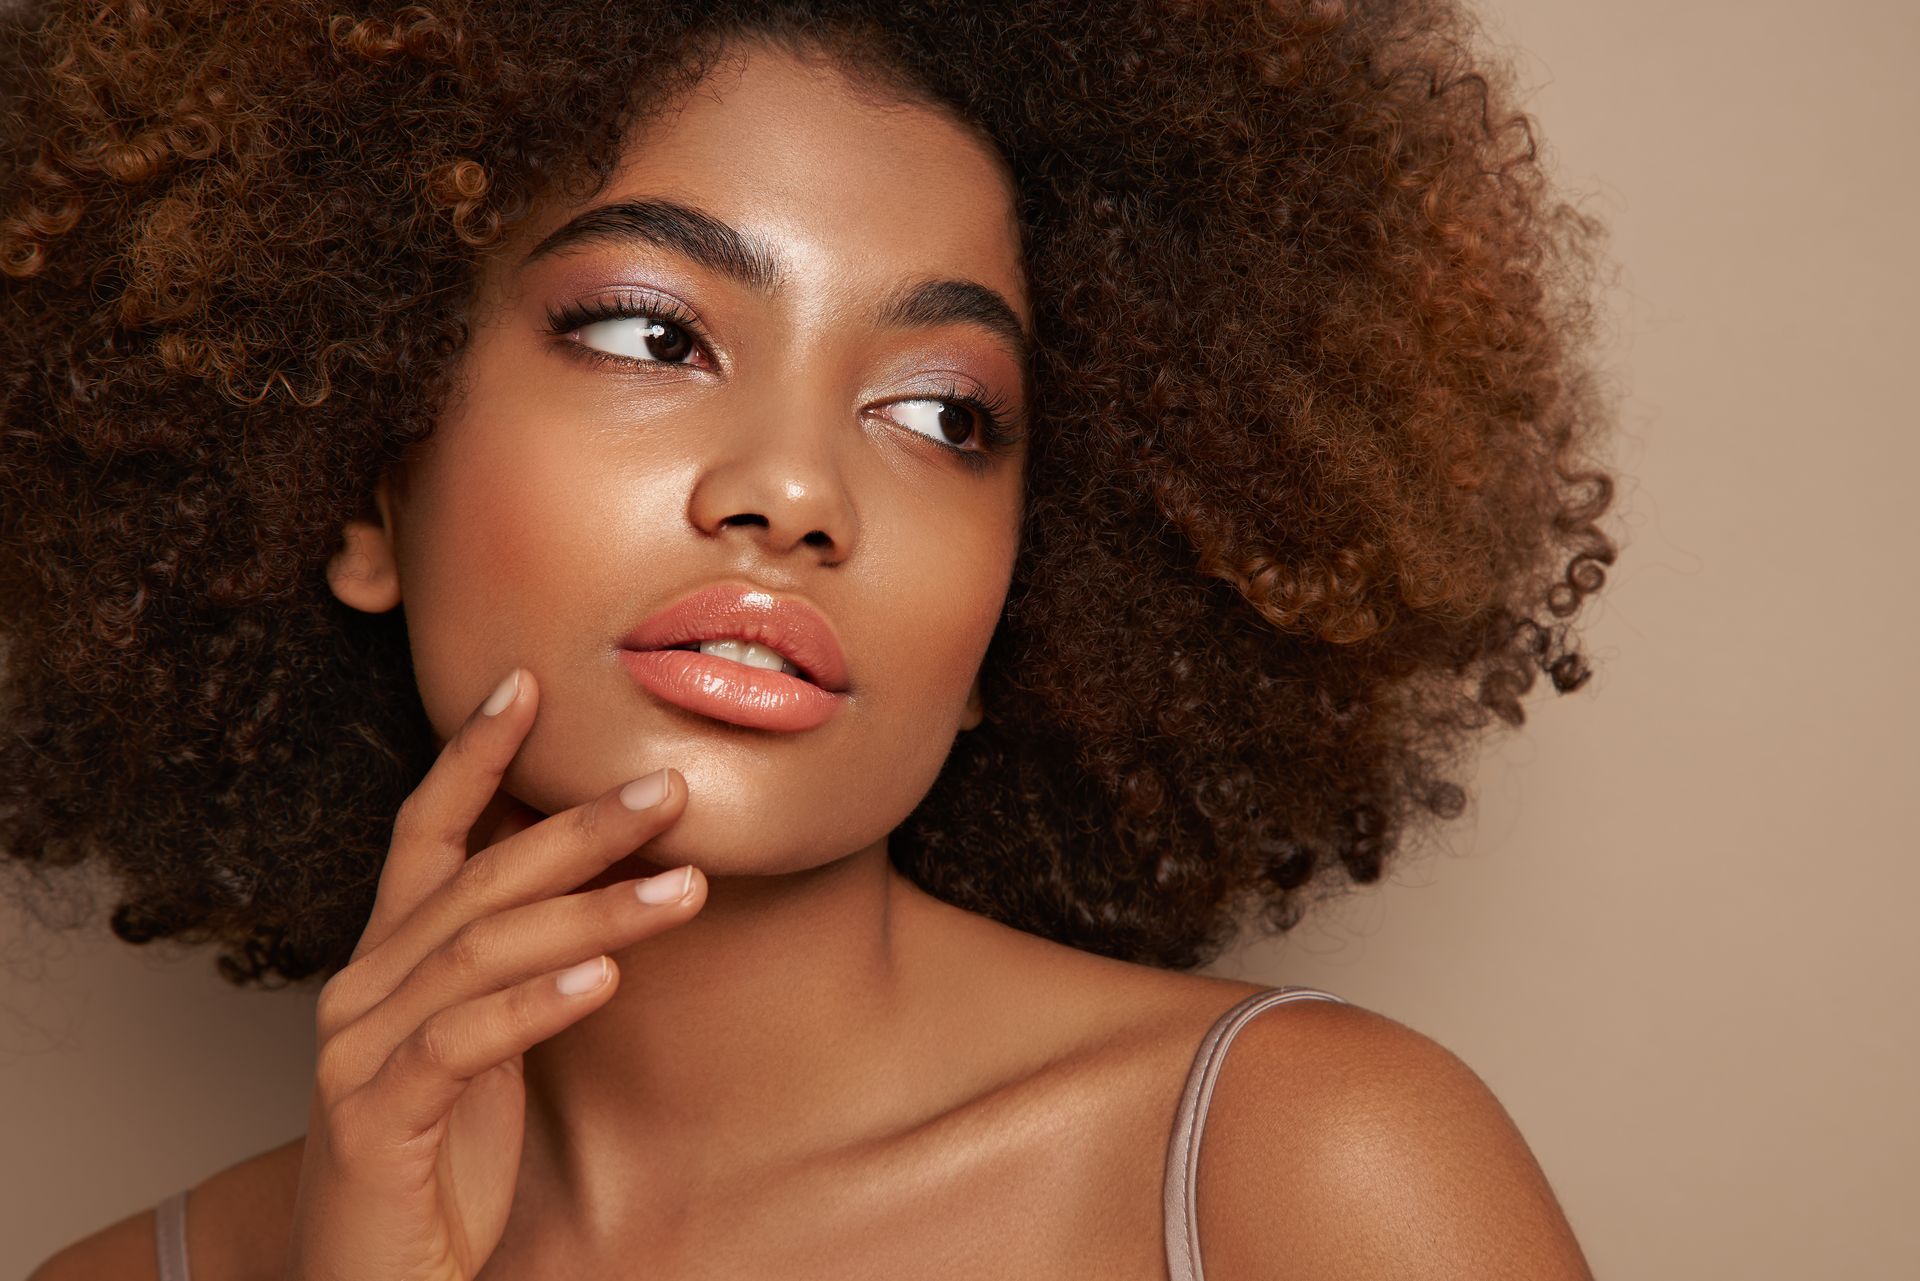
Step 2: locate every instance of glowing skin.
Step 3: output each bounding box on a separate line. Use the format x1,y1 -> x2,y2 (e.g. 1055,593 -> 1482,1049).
321,39 -> 1275,1274
318,37 -> 1259,1275
345,63 -> 1027,881
137,32 -> 1594,1281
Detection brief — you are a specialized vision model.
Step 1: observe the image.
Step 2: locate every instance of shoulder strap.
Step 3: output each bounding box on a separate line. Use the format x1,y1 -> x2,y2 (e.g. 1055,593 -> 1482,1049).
154,1188 -> 194,1281
1162,985 -> 1349,1281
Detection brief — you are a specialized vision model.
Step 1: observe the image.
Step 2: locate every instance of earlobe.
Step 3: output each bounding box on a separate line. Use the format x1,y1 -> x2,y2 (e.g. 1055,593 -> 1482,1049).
325,472 -> 402,614
960,673 -> 984,731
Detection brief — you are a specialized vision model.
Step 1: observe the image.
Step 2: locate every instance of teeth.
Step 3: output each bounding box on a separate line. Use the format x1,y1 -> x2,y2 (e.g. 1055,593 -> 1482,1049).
694,638 -> 804,679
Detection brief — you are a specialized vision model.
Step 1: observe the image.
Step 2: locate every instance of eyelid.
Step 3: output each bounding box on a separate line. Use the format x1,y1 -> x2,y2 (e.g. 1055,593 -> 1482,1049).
537,299 -> 1025,456
541,289 -> 718,369
873,376 -> 1025,459
886,377 -> 1014,426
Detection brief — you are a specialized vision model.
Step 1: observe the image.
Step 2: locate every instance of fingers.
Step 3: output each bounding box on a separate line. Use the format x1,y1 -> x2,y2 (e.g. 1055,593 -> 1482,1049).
353,667 -> 538,963
468,792 -> 545,858
323,862 -> 705,1084
324,763 -> 690,1036
330,952 -> 622,1148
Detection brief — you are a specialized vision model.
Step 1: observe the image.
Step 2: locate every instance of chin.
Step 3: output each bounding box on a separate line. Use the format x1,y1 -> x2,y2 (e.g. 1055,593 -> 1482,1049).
566,822 -> 869,896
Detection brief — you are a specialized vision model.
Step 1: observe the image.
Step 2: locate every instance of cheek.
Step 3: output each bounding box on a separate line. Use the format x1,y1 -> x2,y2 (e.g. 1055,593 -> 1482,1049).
879,509 -> 1018,706
395,409 -> 608,736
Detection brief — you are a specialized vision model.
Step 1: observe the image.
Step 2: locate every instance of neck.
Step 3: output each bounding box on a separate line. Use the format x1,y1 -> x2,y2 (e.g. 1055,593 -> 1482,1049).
518,839 -> 955,1230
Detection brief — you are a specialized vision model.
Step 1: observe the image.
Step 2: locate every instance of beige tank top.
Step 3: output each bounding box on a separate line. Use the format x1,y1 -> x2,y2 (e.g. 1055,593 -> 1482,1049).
152,983 -> 1346,1280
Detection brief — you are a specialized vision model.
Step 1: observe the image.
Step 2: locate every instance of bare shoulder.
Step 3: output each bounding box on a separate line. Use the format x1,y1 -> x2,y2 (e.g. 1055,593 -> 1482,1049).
28,1136 -> 306,1281
25,1204 -> 162,1281
1191,998 -> 1595,1280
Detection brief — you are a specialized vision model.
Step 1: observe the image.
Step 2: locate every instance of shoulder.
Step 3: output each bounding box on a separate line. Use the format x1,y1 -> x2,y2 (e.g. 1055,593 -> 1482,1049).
25,1205 -> 160,1281
1192,997 -> 1596,1281
28,1136 -> 306,1281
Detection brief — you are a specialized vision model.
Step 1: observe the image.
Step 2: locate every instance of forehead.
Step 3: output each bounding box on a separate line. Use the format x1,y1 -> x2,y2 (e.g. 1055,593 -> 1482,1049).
516,41 -> 1027,318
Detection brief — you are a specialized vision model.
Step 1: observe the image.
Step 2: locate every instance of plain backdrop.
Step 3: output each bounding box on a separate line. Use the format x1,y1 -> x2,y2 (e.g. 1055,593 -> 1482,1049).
5,0 -> 1916,1276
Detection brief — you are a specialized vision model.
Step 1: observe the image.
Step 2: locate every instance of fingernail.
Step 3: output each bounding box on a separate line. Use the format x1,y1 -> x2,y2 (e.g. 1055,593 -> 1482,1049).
481,669 -> 520,717
555,956 -> 609,995
619,769 -> 669,811
635,864 -> 694,905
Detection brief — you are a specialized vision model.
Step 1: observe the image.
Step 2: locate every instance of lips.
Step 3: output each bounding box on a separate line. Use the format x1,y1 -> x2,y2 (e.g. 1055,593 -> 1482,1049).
619,582 -> 850,692
616,582 -> 851,733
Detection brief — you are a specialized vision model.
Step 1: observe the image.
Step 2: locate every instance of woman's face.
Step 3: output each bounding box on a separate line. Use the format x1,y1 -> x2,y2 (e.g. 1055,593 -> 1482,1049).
329,41 -> 1030,878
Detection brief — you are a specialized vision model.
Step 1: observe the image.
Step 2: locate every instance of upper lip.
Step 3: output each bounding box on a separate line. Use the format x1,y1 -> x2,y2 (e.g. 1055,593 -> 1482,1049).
618,581 -> 851,693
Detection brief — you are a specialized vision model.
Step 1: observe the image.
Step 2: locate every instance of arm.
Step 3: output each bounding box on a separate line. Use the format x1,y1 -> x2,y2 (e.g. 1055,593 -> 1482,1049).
25,1209 -> 160,1281
1193,999 -> 1595,1281
27,1137 -> 306,1281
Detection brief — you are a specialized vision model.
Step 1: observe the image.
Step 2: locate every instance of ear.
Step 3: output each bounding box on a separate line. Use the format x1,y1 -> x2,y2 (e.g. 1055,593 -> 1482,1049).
326,471 -> 402,614
960,671 -> 984,731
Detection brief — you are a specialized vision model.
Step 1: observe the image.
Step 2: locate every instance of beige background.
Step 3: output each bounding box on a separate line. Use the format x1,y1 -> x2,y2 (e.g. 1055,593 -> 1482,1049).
5,0 -> 1916,1275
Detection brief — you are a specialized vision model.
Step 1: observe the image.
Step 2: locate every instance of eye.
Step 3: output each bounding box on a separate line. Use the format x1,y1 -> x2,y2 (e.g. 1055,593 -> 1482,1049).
883,397 -> 991,450
542,295 -> 707,368
576,314 -> 696,364
875,379 -> 1022,464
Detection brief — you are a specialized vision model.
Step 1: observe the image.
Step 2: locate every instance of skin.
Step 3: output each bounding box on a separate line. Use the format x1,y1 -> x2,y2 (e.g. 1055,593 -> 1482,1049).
30,38 -> 1595,1281
320,40 -> 1258,1277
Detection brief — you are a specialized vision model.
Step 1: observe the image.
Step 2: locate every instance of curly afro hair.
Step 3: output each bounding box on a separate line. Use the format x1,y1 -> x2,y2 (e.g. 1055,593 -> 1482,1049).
0,0 -> 1617,986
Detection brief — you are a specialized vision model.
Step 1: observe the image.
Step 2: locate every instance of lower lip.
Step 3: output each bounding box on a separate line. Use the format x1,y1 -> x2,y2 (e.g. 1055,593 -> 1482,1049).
617,648 -> 847,732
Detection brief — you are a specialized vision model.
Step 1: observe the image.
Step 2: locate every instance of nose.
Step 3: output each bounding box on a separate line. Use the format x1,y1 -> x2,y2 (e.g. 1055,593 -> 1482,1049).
684,386 -> 859,567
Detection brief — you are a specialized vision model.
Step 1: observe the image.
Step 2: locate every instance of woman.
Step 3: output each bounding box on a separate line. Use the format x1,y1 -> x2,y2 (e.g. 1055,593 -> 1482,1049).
3,1 -> 1613,1277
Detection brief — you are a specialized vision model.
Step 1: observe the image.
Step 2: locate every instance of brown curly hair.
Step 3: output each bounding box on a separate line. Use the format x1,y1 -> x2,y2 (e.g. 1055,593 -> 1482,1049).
0,0 -> 1617,986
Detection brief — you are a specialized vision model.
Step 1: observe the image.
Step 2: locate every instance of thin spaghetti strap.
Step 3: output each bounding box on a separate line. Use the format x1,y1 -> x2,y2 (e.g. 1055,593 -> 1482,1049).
1162,985 -> 1349,1281
154,1187 -> 194,1281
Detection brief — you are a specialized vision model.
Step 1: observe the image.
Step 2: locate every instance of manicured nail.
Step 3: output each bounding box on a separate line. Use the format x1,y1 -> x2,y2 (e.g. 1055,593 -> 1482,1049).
619,769 -> 669,811
635,864 -> 694,905
555,956 -> 608,996
481,669 -> 520,716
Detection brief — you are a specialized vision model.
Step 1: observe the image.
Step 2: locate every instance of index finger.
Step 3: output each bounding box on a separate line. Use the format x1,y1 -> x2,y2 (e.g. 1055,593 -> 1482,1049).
351,666 -> 536,962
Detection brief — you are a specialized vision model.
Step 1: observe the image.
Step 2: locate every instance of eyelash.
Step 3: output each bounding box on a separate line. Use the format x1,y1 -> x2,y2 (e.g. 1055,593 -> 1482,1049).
540,296 -> 1026,471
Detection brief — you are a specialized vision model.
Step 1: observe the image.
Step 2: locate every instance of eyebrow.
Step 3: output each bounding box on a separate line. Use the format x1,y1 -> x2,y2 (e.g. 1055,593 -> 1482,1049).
873,278 -> 1030,369
520,197 -> 1030,366
521,198 -> 784,291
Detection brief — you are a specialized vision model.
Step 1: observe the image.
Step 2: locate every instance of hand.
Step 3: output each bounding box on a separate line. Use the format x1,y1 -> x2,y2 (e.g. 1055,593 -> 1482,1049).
282,667 -> 703,1281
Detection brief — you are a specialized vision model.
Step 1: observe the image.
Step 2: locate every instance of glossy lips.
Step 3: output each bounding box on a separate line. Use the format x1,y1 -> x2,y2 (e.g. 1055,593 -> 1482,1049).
617,582 -> 850,732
